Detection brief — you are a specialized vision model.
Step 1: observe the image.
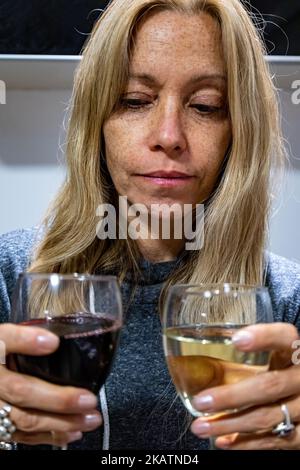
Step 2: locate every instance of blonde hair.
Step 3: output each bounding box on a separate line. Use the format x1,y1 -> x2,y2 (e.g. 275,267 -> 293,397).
29,0 -> 285,311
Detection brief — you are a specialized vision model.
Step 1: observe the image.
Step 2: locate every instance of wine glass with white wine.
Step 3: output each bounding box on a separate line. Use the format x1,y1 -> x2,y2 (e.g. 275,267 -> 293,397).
162,283 -> 273,449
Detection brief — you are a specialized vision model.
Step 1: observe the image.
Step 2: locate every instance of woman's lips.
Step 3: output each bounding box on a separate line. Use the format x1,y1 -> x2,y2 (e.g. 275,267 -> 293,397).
136,171 -> 195,187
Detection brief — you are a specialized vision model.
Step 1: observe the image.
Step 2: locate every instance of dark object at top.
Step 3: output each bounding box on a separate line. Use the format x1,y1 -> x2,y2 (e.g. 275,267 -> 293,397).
0,0 -> 299,55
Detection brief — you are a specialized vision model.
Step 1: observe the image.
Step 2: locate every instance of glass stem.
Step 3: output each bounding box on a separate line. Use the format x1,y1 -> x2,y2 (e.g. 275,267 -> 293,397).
52,445 -> 68,450
209,437 -> 218,450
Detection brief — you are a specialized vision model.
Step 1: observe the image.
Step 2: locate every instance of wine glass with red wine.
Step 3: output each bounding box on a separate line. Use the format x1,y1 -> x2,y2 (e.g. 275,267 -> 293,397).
8,273 -> 123,450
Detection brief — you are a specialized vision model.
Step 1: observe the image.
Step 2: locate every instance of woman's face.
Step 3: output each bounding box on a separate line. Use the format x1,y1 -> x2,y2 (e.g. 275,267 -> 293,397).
103,10 -> 231,209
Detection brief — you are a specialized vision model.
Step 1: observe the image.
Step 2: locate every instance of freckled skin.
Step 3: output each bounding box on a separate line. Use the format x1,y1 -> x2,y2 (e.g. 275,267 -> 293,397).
103,11 -> 232,260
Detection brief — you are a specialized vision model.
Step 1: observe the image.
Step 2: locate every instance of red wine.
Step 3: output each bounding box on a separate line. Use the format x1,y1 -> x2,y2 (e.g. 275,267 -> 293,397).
8,313 -> 121,394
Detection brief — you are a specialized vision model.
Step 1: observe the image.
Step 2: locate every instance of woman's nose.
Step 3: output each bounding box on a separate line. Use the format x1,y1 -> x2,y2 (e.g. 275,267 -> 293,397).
148,100 -> 187,157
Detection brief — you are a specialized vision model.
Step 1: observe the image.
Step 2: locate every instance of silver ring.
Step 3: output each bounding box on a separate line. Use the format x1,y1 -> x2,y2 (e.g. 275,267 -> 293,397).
0,404 -> 16,450
272,404 -> 296,437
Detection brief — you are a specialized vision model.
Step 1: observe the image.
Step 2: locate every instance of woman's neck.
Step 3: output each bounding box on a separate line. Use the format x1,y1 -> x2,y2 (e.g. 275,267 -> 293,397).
136,238 -> 185,263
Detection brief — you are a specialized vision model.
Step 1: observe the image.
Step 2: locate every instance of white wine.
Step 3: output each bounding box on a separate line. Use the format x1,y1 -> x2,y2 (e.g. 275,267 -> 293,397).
163,324 -> 270,418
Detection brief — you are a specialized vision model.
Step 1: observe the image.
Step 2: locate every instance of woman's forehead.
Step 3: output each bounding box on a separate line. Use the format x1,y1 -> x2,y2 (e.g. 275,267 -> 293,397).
129,10 -> 226,79
132,10 -> 222,54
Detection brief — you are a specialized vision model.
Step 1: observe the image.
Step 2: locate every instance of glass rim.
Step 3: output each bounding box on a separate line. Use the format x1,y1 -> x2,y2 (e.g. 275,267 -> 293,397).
18,272 -> 119,283
169,282 -> 269,294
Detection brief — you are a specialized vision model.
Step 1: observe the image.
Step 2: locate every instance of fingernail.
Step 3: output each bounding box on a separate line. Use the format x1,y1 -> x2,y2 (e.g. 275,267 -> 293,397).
193,421 -> 211,436
36,333 -> 58,350
67,431 -> 82,442
216,437 -> 231,449
232,330 -> 254,347
78,394 -> 97,409
193,395 -> 214,410
84,414 -> 102,426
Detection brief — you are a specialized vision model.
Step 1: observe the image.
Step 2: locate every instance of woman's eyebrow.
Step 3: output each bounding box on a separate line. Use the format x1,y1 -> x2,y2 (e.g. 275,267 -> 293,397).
128,72 -> 226,87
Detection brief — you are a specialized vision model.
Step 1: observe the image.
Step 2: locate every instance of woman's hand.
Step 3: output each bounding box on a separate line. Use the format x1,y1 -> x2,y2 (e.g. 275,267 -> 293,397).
0,323 -> 102,446
190,323 -> 300,449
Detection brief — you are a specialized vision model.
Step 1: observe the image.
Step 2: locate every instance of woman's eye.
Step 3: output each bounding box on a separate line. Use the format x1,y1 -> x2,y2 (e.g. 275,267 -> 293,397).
120,98 -> 150,109
119,99 -> 224,115
192,104 -> 221,114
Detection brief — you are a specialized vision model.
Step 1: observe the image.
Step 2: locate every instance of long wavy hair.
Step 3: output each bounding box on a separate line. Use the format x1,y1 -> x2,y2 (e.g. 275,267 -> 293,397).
29,0 -> 285,312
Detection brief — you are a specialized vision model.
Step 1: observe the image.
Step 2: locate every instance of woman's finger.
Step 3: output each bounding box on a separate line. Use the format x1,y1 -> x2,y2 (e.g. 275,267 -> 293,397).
193,365 -> 300,413
12,430 -> 83,446
192,396 -> 300,438
0,367 -> 97,414
231,323 -> 299,353
0,323 -> 59,355
0,399 -> 102,434
215,426 -> 300,450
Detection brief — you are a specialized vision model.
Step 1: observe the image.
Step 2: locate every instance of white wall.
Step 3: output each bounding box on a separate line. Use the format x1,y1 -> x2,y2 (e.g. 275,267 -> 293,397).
269,90 -> 300,263
0,57 -> 300,262
0,89 -> 67,233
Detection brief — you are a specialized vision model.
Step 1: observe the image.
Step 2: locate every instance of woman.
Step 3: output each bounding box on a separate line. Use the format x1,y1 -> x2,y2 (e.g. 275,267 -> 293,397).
0,0 -> 300,450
